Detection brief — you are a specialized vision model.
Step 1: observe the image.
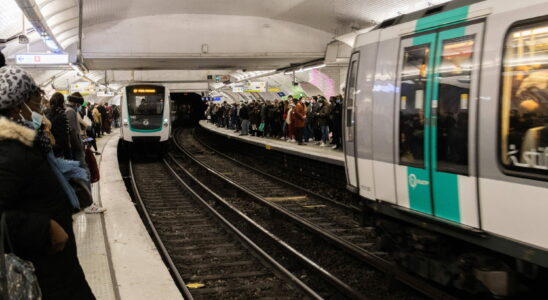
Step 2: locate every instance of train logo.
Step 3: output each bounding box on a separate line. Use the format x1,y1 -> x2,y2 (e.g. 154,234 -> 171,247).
143,119 -> 150,126
408,174 -> 428,189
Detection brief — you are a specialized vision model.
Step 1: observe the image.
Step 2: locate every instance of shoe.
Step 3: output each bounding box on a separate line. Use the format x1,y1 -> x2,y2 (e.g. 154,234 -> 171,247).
320,142 -> 326,147
94,152 -> 101,155
308,138 -> 314,142
298,142 -> 306,145
280,137 -> 285,140
84,203 -> 107,214
331,145 -> 338,149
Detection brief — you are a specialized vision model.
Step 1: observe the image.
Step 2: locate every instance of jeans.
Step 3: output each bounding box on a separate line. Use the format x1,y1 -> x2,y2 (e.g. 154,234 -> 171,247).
241,119 -> 250,135
321,125 -> 329,143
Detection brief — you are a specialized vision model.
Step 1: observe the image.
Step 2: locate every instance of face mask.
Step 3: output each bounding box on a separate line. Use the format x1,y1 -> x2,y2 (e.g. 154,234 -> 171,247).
24,103 -> 43,129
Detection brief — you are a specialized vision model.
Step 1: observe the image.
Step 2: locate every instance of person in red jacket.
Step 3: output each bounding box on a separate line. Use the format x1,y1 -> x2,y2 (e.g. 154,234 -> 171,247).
293,97 -> 307,145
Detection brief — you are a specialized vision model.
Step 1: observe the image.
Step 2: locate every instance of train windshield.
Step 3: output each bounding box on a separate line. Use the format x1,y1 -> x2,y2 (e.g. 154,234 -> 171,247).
127,87 -> 165,116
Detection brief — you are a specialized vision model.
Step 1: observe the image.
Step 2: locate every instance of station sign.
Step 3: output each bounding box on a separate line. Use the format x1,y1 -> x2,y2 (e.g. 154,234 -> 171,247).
277,92 -> 286,97
244,82 -> 266,93
97,91 -> 114,97
70,82 -> 93,95
16,53 -> 69,65
268,87 -> 281,92
232,85 -> 245,93
202,96 -> 223,101
207,75 -> 230,82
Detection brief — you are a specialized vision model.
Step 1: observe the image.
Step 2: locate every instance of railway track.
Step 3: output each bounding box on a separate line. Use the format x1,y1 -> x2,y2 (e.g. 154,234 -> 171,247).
171,128 -> 458,300
130,159 -> 321,299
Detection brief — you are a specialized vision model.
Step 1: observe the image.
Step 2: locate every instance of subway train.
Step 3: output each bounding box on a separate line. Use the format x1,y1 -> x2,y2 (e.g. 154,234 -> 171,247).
120,84 -> 171,148
343,0 -> 548,296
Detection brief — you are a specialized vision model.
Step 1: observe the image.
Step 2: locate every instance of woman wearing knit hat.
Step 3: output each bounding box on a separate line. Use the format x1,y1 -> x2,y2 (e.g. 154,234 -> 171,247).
0,66 -> 95,299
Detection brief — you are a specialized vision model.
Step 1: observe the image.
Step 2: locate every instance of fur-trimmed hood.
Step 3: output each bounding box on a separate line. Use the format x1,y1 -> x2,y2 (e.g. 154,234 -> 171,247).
0,117 -> 36,147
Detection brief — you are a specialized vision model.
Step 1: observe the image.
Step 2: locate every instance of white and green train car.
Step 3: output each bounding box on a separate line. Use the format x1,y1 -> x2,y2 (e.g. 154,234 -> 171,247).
120,84 -> 171,146
344,0 -> 548,296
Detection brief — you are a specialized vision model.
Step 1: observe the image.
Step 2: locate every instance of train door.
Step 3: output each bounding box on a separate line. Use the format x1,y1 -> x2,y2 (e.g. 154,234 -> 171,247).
395,23 -> 483,227
344,52 -> 360,191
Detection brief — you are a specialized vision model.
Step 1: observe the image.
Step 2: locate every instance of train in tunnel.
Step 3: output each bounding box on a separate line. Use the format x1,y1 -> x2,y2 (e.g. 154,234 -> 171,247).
120,84 -> 172,146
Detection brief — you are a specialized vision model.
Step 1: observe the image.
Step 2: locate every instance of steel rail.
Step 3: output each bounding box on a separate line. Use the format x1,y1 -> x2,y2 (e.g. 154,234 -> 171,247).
192,128 -> 361,213
129,160 -> 194,300
161,158 -> 324,300
166,153 -> 366,300
173,129 -> 460,300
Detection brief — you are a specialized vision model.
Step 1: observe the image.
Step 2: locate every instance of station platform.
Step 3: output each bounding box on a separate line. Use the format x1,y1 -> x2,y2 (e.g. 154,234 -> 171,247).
73,132 -> 182,300
199,120 -> 344,166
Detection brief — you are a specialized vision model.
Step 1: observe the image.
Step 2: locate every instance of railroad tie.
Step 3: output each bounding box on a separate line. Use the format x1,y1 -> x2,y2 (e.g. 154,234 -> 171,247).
264,195 -> 306,201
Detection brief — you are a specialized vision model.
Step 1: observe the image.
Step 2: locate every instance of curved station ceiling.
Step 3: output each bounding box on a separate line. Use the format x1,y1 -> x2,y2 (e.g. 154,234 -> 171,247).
1,0 -> 452,102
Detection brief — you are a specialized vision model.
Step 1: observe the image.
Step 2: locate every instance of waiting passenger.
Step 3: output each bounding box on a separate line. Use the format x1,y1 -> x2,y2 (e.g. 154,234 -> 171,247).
66,93 -> 87,168
316,97 -> 331,146
0,66 -> 95,299
46,92 -> 72,158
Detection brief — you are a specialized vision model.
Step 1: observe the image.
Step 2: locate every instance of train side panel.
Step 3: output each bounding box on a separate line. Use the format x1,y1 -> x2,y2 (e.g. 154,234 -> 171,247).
477,2 -> 548,250
353,31 -> 380,200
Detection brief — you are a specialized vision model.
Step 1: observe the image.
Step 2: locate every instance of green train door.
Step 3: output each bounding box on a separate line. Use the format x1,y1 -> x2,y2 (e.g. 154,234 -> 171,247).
396,22 -> 483,228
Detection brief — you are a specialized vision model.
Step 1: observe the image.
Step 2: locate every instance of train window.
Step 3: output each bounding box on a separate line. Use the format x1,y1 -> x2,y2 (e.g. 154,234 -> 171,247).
436,36 -> 475,174
399,44 -> 430,167
128,95 -> 164,116
501,21 -> 548,174
345,52 -> 359,142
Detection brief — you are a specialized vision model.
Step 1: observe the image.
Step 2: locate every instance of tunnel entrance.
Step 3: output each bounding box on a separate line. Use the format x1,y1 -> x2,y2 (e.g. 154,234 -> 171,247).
170,92 -> 206,127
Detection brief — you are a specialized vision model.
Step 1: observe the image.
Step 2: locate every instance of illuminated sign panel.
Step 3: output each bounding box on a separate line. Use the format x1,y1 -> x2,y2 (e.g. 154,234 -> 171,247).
244,82 -> 266,93
132,89 -> 156,93
16,53 -> 69,65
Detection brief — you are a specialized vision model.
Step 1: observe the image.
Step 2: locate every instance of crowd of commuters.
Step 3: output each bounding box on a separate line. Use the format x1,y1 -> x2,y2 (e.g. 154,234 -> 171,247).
0,51 -> 124,299
205,94 -> 343,149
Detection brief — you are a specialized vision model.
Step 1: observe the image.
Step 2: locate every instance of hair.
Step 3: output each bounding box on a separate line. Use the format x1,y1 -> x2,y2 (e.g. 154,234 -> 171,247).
0,51 -> 5,68
67,92 -> 84,104
50,92 -> 65,109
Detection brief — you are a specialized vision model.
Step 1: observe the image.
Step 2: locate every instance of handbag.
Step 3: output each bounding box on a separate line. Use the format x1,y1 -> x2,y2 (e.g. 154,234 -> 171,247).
0,213 -> 42,299
258,122 -> 265,132
84,146 -> 100,184
70,179 -> 93,209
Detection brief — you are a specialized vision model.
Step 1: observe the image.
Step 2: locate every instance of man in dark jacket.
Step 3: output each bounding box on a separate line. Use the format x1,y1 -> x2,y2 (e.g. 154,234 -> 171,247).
239,103 -> 250,136
331,95 -> 343,149
66,93 -> 87,169
0,66 -> 95,299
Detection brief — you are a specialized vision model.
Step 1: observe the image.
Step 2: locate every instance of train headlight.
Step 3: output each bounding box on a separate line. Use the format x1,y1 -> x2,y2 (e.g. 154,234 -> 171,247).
123,119 -> 129,128
163,118 -> 169,128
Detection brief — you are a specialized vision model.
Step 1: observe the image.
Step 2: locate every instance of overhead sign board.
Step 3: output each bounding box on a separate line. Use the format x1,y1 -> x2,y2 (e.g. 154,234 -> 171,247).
232,85 -> 245,93
244,82 -> 266,93
268,87 -> 281,92
70,82 -> 93,95
97,91 -> 114,97
202,96 -> 222,101
277,92 -> 286,97
16,53 -> 69,65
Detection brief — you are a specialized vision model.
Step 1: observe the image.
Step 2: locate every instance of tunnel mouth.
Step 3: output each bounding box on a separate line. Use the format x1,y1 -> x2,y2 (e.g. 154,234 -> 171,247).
170,92 -> 206,127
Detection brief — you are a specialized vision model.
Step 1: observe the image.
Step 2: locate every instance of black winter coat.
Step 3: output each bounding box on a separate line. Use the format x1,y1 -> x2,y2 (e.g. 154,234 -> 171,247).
46,108 -> 72,159
0,118 -> 94,300
239,105 -> 249,119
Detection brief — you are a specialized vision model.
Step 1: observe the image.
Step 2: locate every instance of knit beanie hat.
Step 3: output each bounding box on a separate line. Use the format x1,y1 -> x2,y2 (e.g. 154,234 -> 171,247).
67,92 -> 84,105
0,66 -> 39,111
